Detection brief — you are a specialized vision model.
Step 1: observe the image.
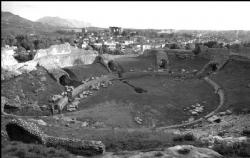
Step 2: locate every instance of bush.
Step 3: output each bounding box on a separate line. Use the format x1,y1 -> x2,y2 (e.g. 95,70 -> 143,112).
203,41 -> 219,48
14,47 -> 36,63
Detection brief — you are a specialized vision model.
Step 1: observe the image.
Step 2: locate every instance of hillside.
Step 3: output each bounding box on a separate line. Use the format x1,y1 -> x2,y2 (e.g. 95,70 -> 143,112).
1,11 -> 58,36
37,16 -> 91,28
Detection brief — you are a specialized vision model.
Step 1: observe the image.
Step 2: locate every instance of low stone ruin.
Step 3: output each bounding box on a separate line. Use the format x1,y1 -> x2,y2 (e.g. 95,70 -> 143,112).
4,118 -> 105,156
6,118 -> 47,145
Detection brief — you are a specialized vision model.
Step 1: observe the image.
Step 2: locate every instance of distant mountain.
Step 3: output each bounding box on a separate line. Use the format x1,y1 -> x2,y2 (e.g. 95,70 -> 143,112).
37,16 -> 91,28
1,11 -> 58,36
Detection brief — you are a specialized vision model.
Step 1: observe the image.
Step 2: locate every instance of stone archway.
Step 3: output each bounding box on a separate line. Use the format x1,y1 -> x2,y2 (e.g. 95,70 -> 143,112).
155,51 -> 169,71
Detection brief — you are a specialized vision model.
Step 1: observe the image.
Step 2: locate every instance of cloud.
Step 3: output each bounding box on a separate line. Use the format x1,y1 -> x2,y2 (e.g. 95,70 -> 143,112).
2,2 -> 250,30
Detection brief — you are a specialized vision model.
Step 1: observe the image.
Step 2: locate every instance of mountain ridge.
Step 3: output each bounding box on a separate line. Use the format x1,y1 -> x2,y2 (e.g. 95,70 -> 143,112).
1,11 -> 59,36
37,16 -> 91,28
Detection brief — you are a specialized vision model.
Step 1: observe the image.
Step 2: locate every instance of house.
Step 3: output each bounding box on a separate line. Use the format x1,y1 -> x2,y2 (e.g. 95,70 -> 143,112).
81,42 -> 88,49
124,40 -> 134,45
93,43 -> 103,48
104,41 -> 116,50
82,28 -> 88,34
142,44 -> 152,51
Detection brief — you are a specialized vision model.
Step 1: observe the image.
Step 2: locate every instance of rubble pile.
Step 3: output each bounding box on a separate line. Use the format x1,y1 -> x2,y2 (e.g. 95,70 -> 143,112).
184,103 -> 205,116
134,116 -> 143,125
66,99 -> 80,112
48,74 -> 114,113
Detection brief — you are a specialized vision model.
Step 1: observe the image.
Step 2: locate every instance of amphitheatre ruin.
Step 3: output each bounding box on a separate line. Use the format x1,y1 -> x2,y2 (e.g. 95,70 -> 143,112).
1,43 -> 250,157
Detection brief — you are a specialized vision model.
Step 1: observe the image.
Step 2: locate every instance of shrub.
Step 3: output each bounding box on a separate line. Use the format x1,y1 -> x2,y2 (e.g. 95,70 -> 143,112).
1,140 -> 75,158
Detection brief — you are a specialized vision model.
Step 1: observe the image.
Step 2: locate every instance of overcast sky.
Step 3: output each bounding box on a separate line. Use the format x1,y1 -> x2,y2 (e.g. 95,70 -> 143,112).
2,1 -> 250,30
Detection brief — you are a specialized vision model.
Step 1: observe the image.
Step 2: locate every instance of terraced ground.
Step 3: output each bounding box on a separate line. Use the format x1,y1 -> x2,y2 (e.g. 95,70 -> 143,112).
1,52 -> 250,156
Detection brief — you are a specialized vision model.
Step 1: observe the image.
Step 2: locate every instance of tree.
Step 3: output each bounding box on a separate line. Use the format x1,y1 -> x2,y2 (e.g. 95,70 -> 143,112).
193,43 -> 201,55
203,41 -> 218,48
15,35 -> 34,50
121,30 -> 128,37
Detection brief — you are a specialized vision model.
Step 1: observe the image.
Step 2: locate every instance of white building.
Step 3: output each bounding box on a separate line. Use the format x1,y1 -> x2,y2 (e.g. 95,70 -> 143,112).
82,42 -> 88,49
124,40 -> 134,45
104,41 -> 116,50
142,44 -> 152,51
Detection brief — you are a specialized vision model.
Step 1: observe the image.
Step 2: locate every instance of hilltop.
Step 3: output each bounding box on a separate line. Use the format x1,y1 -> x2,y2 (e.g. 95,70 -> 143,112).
37,16 -> 91,28
1,12 -> 60,36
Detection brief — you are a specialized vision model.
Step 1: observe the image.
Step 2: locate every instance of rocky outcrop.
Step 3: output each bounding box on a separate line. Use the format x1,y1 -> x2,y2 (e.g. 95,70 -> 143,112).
1,47 -> 19,70
1,130 -> 9,141
102,145 -> 222,158
5,118 -> 105,156
34,43 -> 72,59
200,135 -> 250,157
1,44 -> 135,81
1,44 -> 99,81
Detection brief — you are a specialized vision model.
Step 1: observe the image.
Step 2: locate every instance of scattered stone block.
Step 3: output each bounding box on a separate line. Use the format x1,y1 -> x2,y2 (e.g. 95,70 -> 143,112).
134,117 -> 143,124
207,115 -> 221,123
188,117 -> 195,122
81,121 -> 89,127
191,111 -> 198,115
218,111 -> 226,116
28,119 -> 47,126
225,109 -> 232,115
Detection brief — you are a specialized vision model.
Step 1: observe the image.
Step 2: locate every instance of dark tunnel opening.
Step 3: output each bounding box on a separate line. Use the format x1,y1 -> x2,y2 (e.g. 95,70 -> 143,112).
59,75 -> 82,88
62,68 -> 79,81
6,124 -> 43,144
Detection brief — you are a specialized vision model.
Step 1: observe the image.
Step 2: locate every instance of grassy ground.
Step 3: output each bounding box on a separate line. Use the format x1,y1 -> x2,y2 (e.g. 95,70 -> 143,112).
210,59 -> 250,113
1,139 -> 76,158
66,74 -> 217,128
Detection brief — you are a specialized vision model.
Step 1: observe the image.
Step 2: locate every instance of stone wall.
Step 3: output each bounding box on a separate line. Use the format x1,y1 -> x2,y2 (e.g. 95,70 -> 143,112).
5,118 -> 105,156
